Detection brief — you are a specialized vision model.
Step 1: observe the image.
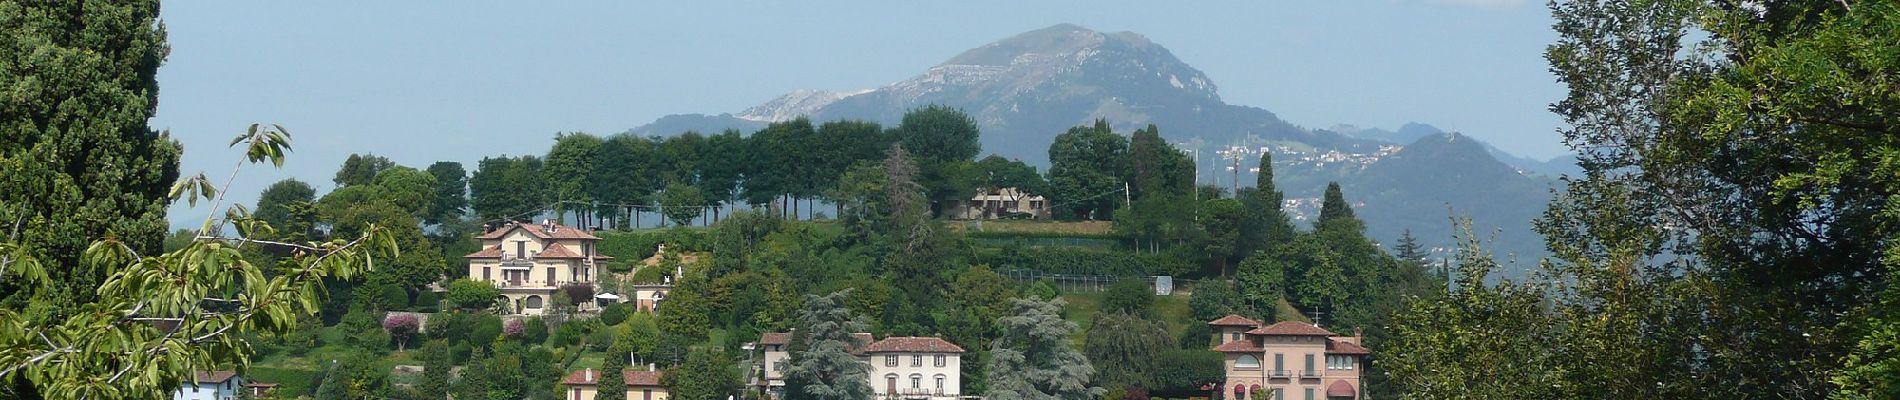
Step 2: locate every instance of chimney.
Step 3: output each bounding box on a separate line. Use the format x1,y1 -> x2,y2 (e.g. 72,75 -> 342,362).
648,363 -> 656,372
585,368 -> 593,382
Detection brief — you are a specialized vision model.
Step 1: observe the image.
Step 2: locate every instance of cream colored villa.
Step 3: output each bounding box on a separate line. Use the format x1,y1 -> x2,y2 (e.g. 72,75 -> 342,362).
464,220 -> 613,315
1209,315 -> 1369,400
562,367 -> 667,400
756,333 -> 965,400
945,187 -> 1049,220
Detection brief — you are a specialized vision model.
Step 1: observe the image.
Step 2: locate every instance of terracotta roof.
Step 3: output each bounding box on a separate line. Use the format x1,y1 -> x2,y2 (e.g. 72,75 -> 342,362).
192,370 -> 238,384
243,382 -> 279,388
478,222 -> 601,241
1246,321 -> 1337,336
1212,340 -> 1262,353
562,369 -> 665,387
1207,314 -> 1262,327
1326,339 -> 1370,355
464,245 -> 503,259
859,336 -> 965,353
1327,380 -> 1357,398
535,245 -> 585,258
760,332 -> 792,346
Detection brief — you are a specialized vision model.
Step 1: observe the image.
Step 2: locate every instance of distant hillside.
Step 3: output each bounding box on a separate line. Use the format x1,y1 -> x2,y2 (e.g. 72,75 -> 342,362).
624,23 -> 1558,273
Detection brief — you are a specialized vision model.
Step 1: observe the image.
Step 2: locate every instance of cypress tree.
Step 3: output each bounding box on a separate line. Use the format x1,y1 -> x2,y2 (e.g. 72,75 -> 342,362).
1316,182 -> 1356,228
599,351 -> 628,400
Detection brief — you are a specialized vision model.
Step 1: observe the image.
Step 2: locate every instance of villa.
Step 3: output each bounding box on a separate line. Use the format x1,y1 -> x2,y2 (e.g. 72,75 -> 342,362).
464,220 -> 613,315
756,332 -> 964,400
1209,315 -> 1369,400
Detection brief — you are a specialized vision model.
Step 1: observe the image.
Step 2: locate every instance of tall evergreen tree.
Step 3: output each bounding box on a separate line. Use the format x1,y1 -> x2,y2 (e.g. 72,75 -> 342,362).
697,129 -> 748,222
1239,152 -> 1295,257
0,0 -> 181,316
784,290 -> 874,400
1315,182 -> 1355,229
1126,124 -> 1191,200
419,340 -> 452,400
424,161 -> 468,225
987,297 -> 1103,400
593,134 -> 657,229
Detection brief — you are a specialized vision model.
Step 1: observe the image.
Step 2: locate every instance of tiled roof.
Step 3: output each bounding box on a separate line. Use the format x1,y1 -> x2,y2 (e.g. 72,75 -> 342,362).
535,245 -> 585,258
1212,340 -> 1262,353
1327,380 -> 1357,398
1207,314 -> 1262,327
859,337 -> 965,353
192,370 -> 238,384
1325,339 -> 1370,355
562,369 -> 665,387
760,332 -> 792,346
851,333 -> 874,349
464,245 -> 503,259
478,222 -> 601,241
1246,321 -> 1337,336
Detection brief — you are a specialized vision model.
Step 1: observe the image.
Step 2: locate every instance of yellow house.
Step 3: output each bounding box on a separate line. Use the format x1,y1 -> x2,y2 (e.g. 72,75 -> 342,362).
1209,315 -> 1369,400
562,367 -> 668,400
463,220 -> 612,315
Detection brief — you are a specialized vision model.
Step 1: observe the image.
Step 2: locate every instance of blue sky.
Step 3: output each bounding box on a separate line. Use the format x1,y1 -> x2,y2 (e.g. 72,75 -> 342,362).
152,1 -> 1563,227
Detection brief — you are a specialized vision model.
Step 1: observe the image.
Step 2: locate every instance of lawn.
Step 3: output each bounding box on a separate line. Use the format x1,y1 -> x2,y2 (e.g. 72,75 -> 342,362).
1058,290 -> 1196,347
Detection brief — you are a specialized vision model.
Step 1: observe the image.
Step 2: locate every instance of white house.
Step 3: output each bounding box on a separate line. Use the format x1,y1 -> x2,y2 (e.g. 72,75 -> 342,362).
756,333 -> 965,400
463,220 -> 613,315
173,370 -> 243,400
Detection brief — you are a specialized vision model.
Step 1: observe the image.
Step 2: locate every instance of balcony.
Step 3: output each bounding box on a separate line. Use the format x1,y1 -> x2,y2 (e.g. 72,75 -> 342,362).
899,389 -> 939,399
1268,370 -> 1290,379
1300,370 -> 1323,379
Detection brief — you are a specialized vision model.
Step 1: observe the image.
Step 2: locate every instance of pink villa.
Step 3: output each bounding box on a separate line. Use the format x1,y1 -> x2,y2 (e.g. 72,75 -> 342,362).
1209,315 -> 1370,400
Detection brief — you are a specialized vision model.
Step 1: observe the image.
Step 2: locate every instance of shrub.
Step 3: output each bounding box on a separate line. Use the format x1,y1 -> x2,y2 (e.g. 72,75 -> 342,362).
1102,279 -> 1155,316
413,290 -> 442,311
470,314 -> 502,347
587,328 -> 616,352
445,279 -> 500,311
600,303 -> 631,326
503,318 -> 525,339
523,317 -> 550,344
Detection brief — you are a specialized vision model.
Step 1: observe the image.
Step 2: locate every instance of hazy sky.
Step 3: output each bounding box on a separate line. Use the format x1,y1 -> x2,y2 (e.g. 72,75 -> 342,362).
152,1 -> 1563,227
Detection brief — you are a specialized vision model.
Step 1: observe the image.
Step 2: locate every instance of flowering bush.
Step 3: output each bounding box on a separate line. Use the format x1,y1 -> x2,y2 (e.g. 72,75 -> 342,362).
383,313 -> 421,351
503,318 -> 526,338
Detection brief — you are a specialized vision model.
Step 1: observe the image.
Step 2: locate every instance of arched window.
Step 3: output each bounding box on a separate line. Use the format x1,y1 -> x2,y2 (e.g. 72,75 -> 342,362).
934,374 -> 946,393
886,374 -> 897,394
910,374 -> 922,389
1235,354 -> 1261,368
525,295 -> 544,309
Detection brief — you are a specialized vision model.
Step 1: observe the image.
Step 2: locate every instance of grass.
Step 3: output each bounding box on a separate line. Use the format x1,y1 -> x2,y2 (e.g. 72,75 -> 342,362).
1058,290 -> 1197,347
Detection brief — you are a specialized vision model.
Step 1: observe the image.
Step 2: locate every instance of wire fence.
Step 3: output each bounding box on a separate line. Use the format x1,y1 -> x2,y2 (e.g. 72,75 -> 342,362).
1000,269 -> 1200,295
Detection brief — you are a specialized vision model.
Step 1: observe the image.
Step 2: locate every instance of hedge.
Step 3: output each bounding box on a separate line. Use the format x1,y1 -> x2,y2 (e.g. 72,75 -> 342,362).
248,366 -> 321,397
596,227 -> 711,262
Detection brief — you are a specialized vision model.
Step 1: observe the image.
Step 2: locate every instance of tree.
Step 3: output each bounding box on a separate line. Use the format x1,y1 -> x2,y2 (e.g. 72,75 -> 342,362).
1384,228 -> 1560,398
1199,198 -> 1245,275
1150,350 -> 1224,395
384,313 -> 420,352
419,340 -> 451,400
1314,182 -> 1355,230
0,127 -> 392,398
893,106 -> 983,211
315,361 -> 350,400
1083,313 -> 1172,391
987,297 -> 1103,400
591,134 -> 657,229
1126,125 -> 1192,200
546,133 -> 604,223
424,162 -> 469,225
1238,152 -> 1295,257
470,155 -> 546,222
1047,120 -> 1128,220
0,0 -> 181,326
599,350 -> 629,400
446,279 -> 501,311
660,182 -> 706,227
372,166 -> 438,219
783,291 -> 873,400
256,179 -> 317,233
1235,253 -> 1287,320
1188,280 -> 1244,324
1100,280 -> 1154,317
334,153 -> 396,188
698,130 -> 748,222
666,348 -> 740,400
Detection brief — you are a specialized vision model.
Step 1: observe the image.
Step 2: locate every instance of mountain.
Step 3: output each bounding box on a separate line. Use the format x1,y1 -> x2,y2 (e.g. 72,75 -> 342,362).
627,23 -> 1555,272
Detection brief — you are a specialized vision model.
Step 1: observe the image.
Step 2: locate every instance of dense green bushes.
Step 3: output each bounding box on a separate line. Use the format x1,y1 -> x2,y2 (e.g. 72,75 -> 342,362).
596,227 -> 711,262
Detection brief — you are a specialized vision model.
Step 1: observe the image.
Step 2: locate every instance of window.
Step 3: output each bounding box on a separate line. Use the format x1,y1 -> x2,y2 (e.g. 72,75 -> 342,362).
1235,355 -> 1260,368
1327,355 -> 1354,370
912,355 -> 922,367
934,354 -> 946,367
644,389 -> 653,400
1274,353 -> 1284,371
483,267 -> 491,281
515,241 -> 526,258
935,375 -> 945,392
886,375 -> 897,393
1303,388 -> 1313,400
547,268 -> 556,284
910,374 -> 921,389
1274,389 -> 1283,400
1304,354 -> 1315,373
886,355 -> 898,367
